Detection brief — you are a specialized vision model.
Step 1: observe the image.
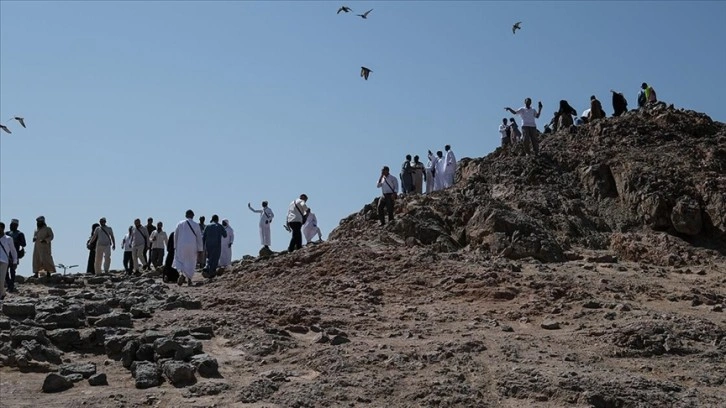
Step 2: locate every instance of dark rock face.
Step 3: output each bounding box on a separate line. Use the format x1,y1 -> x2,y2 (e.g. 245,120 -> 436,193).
190,354 -> 220,378
42,373 -> 74,393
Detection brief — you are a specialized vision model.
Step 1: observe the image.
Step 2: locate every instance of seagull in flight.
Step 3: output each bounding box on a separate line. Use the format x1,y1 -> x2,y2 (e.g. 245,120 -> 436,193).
11,116 -> 26,128
337,6 -> 352,14
360,66 -> 372,80
512,21 -> 522,34
357,9 -> 373,19
0,124 -> 11,134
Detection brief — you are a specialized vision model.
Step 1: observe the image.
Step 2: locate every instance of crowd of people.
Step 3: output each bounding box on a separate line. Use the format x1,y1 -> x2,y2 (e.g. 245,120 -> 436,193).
497,82 -> 658,151
0,82 -> 662,299
0,195 -> 327,298
375,144 -> 457,226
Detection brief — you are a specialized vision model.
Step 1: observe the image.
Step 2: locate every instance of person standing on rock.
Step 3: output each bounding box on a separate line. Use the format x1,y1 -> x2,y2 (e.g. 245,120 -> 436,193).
219,219 -> 234,269
174,210 -> 203,286
0,222 -> 19,300
121,226 -> 134,274
197,215 -> 207,268
506,98 -> 543,156
303,209 -> 323,244
639,82 -> 657,108
412,155 -> 424,194
163,231 -> 179,283
377,166 -> 399,226
248,201 -> 274,250
91,217 -> 116,275
5,219 -> 26,293
499,118 -> 510,147
130,218 -> 149,276
86,223 -> 100,274
425,152 -> 435,194
508,118 -> 522,144
400,155 -> 414,195
32,216 -> 56,277
149,222 -> 167,269
556,100 -> 577,131
286,194 -> 309,252
611,90 -> 628,117
588,95 -> 606,121
434,150 -> 446,191
444,145 -> 457,188
202,215 -> 227,279
144,218 -> 156,270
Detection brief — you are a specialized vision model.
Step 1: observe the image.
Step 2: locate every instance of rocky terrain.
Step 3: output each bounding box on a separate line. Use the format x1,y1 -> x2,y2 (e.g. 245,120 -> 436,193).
1,103 -> 725,407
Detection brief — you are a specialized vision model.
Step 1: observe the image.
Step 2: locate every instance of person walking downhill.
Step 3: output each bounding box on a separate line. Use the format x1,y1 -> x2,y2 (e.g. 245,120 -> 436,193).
121,226 -> 134,274
506,98 -> 543,156
5,219 -> 26,293
149,222 -> 168,269
499,118 -> 510,147
91,217 -> 116,275
130,218 -> 149,276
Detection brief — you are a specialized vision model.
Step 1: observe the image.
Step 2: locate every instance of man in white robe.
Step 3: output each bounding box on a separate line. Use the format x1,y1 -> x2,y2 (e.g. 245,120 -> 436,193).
302,209 -> 323,244
433,150 -> 446,191
248,201 -> 274,249
173,209 -> 203,285
219,219 -> 234,268
444,144 -> 457,188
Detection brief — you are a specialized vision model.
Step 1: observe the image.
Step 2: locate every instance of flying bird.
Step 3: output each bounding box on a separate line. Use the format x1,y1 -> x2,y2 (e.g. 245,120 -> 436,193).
0,124 -> 11,134
12,116 -> 26,128
360,66 -> 372,80
337,6 -> 352,14
357,9 -> 373,19
512,21 -> 522,34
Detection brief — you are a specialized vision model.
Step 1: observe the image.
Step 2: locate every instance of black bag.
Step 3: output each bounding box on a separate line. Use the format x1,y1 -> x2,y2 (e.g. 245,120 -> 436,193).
17,248 -> 25,259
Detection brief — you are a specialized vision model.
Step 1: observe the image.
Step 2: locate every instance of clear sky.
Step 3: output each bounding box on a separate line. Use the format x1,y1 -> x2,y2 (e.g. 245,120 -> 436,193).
1,1 -> 725,276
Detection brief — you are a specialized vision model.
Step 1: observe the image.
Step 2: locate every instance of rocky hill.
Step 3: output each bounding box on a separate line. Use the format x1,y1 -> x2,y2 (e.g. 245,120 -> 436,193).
1,103 -> 725,408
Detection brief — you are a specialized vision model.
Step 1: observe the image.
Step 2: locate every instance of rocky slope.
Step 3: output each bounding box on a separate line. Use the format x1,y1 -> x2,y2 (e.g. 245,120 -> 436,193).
1,104 -> 724,408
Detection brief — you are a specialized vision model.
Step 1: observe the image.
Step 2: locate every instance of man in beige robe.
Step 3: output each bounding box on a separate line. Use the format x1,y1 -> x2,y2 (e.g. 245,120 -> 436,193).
32,216 -> 56,276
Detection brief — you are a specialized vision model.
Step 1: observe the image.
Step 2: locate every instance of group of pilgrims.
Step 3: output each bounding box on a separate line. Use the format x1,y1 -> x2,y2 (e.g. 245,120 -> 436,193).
399,144 -> 458,195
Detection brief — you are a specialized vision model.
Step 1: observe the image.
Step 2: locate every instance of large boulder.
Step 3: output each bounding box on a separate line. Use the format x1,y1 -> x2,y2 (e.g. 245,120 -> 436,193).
2,303 -> 36,319
162,360 -> 197,387
671,196 -> 703,235
131,361 -> 162,389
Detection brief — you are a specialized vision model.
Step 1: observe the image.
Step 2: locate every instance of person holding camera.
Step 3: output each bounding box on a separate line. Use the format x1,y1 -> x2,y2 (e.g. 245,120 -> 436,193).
377,166 -> 399,226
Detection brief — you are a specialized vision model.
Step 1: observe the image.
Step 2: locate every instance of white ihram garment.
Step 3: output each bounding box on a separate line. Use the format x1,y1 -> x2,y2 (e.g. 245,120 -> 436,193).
219,222 -> 234,267
173,218 -> 203,279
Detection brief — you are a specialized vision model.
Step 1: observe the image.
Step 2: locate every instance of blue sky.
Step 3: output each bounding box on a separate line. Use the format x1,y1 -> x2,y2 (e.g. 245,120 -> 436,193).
1,1 -> 725,276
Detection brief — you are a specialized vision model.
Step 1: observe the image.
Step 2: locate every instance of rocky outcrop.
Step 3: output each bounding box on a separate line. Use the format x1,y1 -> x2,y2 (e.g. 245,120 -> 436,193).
331,104 -> 726,264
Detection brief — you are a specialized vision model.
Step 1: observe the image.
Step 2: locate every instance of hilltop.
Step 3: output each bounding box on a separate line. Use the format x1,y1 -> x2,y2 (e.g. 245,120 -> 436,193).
1,103 -> 725,407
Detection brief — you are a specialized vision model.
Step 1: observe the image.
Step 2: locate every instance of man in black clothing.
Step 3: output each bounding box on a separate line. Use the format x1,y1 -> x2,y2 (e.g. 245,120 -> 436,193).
5,219 -> 26,293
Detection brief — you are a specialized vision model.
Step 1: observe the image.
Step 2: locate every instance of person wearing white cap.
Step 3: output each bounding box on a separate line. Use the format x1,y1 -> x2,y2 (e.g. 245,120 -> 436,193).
5,219 -> 26,292
90,217 -> 116,274
219,219 -> 234,268
32,216 -> 56,277
0,222 -> 19,300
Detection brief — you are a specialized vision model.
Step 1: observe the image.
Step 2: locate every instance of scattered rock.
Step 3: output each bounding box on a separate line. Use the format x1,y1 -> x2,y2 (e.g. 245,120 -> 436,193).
541,320 -> 561,330
88,373 -> 108,386
42,373 -> 74,393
